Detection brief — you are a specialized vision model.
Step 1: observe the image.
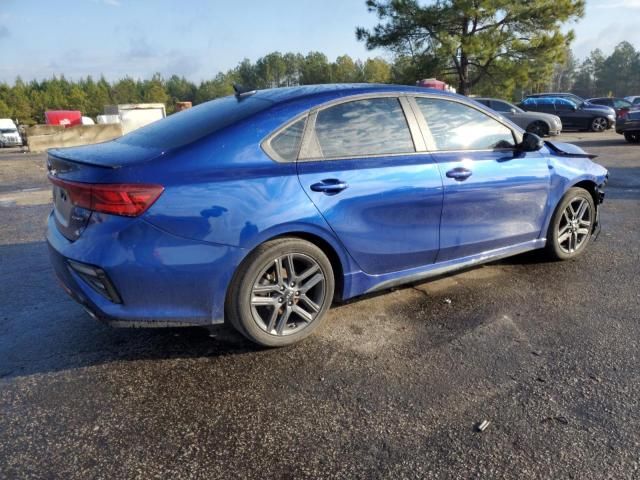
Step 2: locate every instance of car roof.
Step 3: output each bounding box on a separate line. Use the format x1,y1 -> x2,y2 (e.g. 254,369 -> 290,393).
523,96 -> 576,105
250,83 -> 458,106
526,92 -> 576,97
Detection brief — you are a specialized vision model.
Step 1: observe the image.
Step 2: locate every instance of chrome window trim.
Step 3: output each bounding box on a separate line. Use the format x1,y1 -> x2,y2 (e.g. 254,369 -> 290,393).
262,91 -> 525,162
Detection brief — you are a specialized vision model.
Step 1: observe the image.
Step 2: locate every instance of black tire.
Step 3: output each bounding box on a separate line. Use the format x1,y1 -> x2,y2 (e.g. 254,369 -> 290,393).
526,121 -> 549,137
590,117 -> 608,132
624,131 -> 640,143
545,187 -> 596,261
226,238 -> 335,347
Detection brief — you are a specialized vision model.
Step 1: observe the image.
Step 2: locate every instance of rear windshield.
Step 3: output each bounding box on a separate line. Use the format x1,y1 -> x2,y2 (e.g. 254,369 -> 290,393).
116,95 -> 273,150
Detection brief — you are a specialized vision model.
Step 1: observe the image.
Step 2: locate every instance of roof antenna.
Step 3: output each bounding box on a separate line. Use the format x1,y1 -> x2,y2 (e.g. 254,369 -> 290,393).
233,84 -> 257,98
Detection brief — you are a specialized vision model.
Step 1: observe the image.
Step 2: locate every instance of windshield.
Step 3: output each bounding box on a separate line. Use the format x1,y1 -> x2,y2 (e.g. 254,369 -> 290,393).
116,95 -> 273,150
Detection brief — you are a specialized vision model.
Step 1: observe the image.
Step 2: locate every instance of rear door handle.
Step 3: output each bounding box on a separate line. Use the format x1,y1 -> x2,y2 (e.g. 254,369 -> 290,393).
445,168 -> 472,181
310,179 -> 349,195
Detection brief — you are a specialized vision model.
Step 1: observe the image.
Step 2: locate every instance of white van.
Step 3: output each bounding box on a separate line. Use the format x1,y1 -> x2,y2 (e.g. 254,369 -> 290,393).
0,119 -> 22,147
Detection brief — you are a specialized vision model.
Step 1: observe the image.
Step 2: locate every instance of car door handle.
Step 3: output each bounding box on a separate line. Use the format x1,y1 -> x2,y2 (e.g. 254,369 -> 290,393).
445,168 -> 473,181
310,179 -> 349,194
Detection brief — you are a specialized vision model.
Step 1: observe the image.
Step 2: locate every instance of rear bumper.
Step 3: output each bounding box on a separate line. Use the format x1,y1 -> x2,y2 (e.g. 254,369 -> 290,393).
46,212 -> 244,327
616,119 -> 640,134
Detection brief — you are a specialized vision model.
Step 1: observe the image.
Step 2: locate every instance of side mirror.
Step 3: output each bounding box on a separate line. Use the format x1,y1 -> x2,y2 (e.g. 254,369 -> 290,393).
518,132 -> 544,152
510,108 -> 517,114
571,104 -> 577,111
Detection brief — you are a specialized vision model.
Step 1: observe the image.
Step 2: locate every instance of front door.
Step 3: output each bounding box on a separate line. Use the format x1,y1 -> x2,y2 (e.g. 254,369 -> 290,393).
296,96 -> 443,275
411,96 -> 551,262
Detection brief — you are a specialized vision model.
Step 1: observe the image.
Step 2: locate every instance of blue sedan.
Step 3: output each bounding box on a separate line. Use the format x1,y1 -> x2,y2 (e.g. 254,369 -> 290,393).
47,84 -> 608,346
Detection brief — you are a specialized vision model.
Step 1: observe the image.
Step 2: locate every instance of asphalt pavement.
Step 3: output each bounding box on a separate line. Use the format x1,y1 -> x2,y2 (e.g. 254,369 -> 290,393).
1,132 -> 639,479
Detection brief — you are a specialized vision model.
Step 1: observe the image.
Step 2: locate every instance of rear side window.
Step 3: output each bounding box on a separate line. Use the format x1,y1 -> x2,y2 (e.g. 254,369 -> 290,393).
414,97 -> 515,151
268,117 -> 306,161
313,98 -> 414,158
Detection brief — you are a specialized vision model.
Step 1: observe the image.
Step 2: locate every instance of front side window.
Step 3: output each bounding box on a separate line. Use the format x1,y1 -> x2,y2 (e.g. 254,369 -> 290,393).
313,97 -> 414,158
268,117 -> 306,161
414,97 -> 515,151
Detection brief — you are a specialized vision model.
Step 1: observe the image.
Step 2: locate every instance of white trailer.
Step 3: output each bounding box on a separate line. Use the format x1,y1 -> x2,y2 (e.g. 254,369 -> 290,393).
104,103 -> 166,135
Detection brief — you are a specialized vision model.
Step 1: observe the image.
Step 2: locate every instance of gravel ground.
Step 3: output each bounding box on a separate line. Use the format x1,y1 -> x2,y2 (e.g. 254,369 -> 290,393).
0,131 -> 639,479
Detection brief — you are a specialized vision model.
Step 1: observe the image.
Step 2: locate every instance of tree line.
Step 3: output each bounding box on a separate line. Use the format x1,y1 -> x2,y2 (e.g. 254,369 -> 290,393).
0,52 -> 394,125
1,42 -> 639,126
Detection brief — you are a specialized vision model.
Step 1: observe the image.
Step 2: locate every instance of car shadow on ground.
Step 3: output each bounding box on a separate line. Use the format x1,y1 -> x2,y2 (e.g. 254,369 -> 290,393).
0,240 -> 264,380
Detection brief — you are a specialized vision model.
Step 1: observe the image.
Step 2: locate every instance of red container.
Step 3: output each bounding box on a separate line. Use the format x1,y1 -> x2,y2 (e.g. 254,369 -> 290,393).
45,110 -> 83,127
416,78 -> 447,90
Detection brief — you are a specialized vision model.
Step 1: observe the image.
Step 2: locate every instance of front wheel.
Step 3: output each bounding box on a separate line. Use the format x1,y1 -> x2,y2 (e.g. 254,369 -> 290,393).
545,187 -> 596,260
590,117 -> 608,132
226,238 -> 335,347
624,131 -> 640,143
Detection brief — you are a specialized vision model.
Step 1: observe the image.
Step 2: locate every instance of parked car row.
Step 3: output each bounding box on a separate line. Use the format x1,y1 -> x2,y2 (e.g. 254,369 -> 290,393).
518,95 -> 616,133
477,91 -> 640,143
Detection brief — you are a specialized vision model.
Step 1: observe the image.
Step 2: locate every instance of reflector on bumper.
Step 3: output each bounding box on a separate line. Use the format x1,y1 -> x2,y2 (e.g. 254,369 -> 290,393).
67,260 -> 122,304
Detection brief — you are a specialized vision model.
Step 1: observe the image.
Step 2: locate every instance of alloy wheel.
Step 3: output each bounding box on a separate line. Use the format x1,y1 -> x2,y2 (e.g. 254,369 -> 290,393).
591,117 -> 607,132
250,253 -> 326,336
557,197 -> 592,254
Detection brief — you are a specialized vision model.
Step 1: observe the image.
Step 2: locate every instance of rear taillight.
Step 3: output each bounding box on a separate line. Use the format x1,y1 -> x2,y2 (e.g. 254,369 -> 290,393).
48,176 -> 164,217
619,110 -> 628,120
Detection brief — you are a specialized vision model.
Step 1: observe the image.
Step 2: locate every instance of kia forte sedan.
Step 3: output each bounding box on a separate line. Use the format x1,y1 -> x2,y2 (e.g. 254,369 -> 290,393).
47,84 -> 608,347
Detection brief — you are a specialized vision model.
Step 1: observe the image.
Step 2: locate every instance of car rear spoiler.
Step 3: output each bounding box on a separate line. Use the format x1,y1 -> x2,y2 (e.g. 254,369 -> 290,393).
544,141 -> 598,159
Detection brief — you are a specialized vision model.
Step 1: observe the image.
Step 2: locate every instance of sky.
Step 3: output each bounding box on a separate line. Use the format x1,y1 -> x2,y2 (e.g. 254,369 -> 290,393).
0,0 -> 639,84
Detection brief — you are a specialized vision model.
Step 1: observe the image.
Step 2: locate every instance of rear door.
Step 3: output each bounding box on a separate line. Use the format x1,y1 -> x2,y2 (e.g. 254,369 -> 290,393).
410,96 -> 551,262
295,96 -> 443,275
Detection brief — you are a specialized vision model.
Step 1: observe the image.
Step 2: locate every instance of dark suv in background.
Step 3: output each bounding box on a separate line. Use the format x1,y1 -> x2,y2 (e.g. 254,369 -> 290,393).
523,93 -> 616,114
519,97 -> 615,132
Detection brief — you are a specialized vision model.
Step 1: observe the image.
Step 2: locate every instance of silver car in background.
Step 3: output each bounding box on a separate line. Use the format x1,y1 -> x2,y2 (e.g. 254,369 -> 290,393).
474,97 -> 562,137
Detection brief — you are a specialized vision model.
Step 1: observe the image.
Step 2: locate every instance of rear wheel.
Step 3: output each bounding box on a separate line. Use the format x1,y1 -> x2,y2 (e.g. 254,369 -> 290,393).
526,121 -> 549,137
590,117 -> 608,132
545,187 -> 596,260
226,238 -> 335,347
624,131 -> 640,143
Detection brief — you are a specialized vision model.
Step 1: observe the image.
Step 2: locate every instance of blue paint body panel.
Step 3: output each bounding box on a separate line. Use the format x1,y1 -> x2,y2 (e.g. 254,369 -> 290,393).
45,84 -> 609,327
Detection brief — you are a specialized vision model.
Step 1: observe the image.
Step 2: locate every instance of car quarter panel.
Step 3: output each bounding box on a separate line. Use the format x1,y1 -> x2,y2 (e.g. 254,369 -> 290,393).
538,145 -> 609,237
46,211 -> 243,325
